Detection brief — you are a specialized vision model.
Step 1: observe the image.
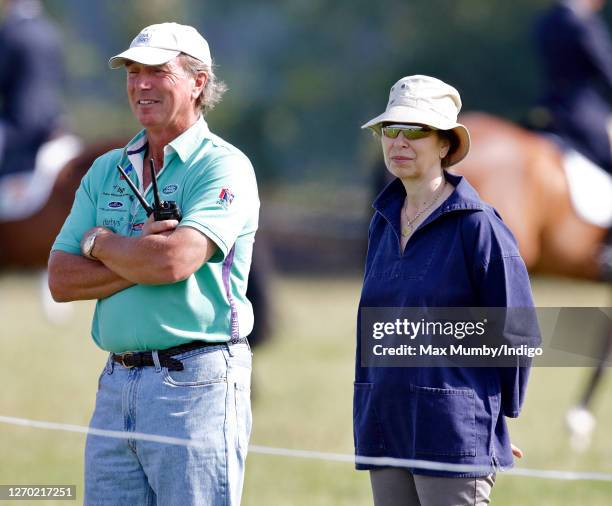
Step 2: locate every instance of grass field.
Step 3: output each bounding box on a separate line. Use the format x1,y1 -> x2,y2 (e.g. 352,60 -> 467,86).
0,272 -> 611,505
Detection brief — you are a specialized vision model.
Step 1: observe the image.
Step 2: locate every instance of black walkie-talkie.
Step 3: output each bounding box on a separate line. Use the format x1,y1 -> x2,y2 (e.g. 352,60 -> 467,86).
116,161 -> 182,221
148,159 -> 182,221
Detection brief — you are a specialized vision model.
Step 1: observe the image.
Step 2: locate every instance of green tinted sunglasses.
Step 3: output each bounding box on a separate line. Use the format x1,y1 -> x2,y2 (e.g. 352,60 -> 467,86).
381,124 -> 436,140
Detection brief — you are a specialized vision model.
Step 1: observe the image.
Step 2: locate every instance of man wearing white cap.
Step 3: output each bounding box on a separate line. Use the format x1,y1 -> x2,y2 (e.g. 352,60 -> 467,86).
48,23 -> 258,505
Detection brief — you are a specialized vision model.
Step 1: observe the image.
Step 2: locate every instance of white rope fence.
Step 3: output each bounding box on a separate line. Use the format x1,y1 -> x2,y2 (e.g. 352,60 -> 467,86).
2,414 -> 611,482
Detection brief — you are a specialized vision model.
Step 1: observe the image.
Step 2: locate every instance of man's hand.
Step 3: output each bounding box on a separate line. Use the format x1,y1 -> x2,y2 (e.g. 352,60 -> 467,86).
141,215 -> 179,237
91,217 -> 217,285
49,218 -> 182,301
48,250 -> 134,302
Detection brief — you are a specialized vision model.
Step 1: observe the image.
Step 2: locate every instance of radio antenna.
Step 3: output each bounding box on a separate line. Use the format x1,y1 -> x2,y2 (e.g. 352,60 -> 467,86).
116,165 -> 153,216
150,158 -> 162,212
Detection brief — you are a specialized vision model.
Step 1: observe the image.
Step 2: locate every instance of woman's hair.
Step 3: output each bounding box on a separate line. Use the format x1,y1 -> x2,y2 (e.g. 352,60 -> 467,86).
438,130 -> 459,169
179,54 -> 228,115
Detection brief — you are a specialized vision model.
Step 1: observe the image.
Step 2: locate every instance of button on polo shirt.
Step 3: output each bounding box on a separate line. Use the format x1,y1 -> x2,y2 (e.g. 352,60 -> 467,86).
52,117 -> 259,352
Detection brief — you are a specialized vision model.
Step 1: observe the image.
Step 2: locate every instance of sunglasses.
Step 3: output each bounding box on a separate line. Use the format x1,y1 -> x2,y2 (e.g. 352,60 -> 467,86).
381,124 -> 436,140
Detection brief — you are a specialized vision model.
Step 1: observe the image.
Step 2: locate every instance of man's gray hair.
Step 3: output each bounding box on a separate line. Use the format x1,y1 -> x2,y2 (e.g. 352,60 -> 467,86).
180,54 -> 227,115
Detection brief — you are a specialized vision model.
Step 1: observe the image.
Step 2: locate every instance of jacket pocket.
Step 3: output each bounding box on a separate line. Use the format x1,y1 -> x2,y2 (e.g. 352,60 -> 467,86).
411,384 -> 476,456
353,382 -> 386,453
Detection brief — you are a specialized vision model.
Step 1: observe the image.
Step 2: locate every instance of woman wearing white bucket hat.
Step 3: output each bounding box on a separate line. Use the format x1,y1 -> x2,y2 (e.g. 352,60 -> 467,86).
354,75 -> 538,505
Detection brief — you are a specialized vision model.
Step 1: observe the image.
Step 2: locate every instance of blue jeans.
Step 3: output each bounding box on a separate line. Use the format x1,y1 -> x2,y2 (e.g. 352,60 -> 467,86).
84,342 -> 252,506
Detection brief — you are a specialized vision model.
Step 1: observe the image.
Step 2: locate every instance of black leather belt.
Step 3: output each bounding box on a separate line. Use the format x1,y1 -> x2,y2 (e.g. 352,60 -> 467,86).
112,337 -> 248,371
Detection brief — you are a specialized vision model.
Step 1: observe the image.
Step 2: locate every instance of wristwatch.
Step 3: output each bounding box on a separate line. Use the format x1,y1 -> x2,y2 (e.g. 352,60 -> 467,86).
82,230 -> 100,260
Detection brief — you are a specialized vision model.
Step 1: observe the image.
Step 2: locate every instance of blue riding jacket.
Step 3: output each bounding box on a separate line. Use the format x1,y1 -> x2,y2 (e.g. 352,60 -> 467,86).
354,172 -> 536,477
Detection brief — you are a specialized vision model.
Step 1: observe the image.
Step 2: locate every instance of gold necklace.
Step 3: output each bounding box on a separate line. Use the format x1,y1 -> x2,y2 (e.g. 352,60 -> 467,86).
401,181 -> 446,237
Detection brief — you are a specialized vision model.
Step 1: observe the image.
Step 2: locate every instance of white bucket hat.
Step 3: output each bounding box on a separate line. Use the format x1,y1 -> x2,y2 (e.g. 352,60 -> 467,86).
109,22 -> 212,69
362,75 -> 471,166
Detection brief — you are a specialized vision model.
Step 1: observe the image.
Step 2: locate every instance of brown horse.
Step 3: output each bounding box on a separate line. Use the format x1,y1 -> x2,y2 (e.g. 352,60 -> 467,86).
451,112 -> 609,280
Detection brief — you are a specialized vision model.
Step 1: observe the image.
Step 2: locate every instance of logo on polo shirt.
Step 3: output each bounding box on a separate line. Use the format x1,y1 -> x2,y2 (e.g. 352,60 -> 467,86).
162,184 -> 178,195
108,201 -> 124,208
119,165 -> 133,181
216,188 -> 235,209
102,218 -> 123,232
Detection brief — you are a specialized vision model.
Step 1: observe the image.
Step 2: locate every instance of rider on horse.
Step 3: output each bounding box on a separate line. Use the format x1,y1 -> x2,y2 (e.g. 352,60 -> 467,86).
533,0 -> 612,278
533,0 -> 612,176
0,0 -> 66,178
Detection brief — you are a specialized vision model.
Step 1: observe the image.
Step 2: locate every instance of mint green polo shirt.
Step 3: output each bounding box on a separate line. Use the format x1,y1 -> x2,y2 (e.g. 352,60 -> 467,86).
52,117 -> 259,353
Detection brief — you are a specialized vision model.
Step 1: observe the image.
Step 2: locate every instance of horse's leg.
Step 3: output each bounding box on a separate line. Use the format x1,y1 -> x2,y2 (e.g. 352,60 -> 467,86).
579,327 -> 612,408
565,325 -> 611,451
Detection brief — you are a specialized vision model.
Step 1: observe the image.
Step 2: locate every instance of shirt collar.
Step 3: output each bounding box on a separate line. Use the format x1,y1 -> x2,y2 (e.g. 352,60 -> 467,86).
167,116 -> 211,163
122,116 -> 212,165
372,171 -> 485,228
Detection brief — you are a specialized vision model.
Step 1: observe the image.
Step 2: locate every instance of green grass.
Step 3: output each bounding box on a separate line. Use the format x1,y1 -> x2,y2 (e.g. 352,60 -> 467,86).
0,272 -> 611,505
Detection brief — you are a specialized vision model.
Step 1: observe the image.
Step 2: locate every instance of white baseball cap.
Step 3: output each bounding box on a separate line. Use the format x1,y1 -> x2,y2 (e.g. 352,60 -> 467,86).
362,75 -> 471,166
109,22 -> 212,69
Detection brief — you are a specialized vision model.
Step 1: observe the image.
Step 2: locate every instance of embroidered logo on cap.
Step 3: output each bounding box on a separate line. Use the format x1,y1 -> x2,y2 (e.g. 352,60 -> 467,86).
135,32 -> 151,45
